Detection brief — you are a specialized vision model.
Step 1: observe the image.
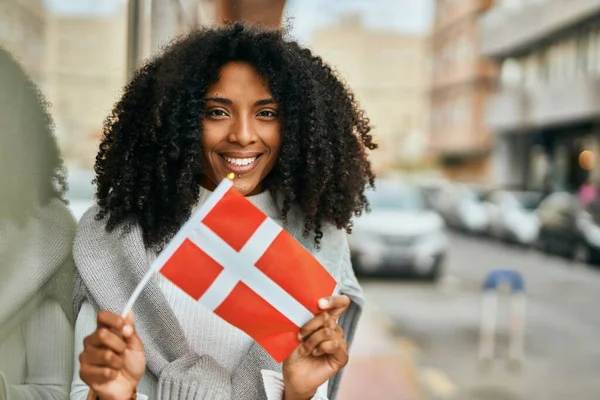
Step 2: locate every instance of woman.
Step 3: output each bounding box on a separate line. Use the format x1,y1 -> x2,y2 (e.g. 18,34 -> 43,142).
72,24 -> 376,400
0,47 -> 75,399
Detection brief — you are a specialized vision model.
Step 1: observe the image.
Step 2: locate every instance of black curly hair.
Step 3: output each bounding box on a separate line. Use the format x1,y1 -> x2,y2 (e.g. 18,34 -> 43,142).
95,23 -> 377,251
0,47 -> 67,224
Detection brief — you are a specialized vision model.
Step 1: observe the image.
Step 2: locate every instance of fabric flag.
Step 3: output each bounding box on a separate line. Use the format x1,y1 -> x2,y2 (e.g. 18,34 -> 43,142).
124,178 -> 338,363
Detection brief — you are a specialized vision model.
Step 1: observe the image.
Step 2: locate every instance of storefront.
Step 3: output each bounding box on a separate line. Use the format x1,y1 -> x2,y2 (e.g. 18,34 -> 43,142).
528,122 -> 600,193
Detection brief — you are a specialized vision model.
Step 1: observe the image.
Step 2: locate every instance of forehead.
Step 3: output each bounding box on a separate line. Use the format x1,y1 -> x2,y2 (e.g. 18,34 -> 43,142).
206,62 -> 272,98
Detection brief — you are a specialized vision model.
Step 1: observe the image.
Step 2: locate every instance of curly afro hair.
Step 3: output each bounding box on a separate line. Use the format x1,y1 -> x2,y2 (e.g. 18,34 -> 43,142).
0,47 -> 66,224
95,23 -> 377,251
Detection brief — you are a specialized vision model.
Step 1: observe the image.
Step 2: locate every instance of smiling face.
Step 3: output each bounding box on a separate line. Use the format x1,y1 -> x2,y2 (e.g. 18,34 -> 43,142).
200,62 -> 281,196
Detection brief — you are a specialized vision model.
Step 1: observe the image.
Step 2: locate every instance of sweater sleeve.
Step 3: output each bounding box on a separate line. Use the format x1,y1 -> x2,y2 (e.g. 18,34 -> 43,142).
260,370 -> 329,400
1,300 -> 72,400
69,302 -> 149,400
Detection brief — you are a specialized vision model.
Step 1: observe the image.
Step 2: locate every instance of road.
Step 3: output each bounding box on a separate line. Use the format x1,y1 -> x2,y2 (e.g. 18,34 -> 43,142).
360,233 -> 600,400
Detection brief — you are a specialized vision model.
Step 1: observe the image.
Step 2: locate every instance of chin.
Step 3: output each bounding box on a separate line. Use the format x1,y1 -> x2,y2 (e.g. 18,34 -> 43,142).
232,180 -> 260,196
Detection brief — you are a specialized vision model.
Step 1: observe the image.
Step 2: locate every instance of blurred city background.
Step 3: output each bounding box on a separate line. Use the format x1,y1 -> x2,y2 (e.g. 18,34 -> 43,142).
3,0 -> 600,399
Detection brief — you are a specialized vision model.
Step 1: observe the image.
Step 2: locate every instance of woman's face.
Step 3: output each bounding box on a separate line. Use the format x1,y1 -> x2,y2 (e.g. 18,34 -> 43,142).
200,62 -> 281,196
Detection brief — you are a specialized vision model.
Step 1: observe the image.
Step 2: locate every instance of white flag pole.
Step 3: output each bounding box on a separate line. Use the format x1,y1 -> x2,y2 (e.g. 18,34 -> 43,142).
120,176 -> 235,318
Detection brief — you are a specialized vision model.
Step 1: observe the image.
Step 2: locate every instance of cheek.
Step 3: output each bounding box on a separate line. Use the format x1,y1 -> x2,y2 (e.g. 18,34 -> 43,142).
266,124 -> 282,155
201,124 -> 223,156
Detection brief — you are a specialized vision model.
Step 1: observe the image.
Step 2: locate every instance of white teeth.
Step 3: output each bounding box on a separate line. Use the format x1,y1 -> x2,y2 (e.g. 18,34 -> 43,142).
223,156 -> 257,167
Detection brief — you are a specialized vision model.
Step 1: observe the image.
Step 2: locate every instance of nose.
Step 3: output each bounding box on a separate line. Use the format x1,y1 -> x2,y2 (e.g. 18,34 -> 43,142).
227,116 -> 257,147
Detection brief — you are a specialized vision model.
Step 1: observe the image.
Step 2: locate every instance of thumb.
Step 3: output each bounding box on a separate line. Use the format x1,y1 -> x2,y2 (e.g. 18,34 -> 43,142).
122,312 -> 143,351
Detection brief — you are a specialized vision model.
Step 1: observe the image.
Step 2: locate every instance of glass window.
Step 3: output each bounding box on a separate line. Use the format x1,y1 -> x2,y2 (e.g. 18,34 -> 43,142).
501,58 -> 522,86
368,187 -> 425,211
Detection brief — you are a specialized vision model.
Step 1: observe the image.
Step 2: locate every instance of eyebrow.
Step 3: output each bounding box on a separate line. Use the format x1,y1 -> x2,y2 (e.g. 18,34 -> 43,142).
254,98 -> 277,106
204,97 -> 232,105
204,97 -> 277,107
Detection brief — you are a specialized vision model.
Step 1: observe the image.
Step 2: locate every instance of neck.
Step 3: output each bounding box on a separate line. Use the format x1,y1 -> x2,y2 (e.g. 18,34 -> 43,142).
199,174 -> 265,196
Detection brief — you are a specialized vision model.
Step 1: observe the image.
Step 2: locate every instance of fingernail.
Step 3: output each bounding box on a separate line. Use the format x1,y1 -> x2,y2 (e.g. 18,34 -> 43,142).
313,349 -> 321,356
122,325 -> 133,336
318,298 -> 329,309
297,332 -> 303,341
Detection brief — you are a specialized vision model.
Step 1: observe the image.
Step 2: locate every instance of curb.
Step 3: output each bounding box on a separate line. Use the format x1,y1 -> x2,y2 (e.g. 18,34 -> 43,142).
362,303 -> 425,400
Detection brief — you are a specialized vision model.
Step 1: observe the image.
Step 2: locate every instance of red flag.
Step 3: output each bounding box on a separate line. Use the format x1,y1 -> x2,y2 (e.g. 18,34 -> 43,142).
157,179 -> 338,362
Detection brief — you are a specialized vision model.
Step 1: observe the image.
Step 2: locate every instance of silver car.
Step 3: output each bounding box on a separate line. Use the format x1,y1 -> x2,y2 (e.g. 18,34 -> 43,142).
349,183 -> 448,281
484,190 -> 543,245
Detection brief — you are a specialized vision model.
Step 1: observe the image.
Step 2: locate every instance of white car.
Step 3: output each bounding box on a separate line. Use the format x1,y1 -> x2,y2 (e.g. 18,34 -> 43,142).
436,184 -> 490,233
349,183 -> 448,281
65,168 -> 95,221
484,190 -> 543,245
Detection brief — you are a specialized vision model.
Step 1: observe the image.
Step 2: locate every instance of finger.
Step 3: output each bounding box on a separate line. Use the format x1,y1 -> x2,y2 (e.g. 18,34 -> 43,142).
301,326 -> 336,356
122,312 -> 144,351
86,328 -> 127,354
298,312 -> 335,341
312,340 -> 348,366
318,295 -> 351,319
79,347 -> 124,370
80,364 -> 118,386
96,310 -> 126,333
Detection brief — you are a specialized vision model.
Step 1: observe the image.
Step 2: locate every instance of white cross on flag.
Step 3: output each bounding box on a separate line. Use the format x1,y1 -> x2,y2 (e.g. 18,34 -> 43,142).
124,178 -> 338,363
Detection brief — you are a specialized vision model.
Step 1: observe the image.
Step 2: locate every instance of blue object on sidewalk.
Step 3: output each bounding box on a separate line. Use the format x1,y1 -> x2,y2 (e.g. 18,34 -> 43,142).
482,269 -> 525,292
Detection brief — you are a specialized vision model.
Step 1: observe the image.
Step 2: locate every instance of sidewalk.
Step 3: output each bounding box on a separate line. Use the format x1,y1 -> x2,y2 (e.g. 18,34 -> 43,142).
337,304 -> 422,400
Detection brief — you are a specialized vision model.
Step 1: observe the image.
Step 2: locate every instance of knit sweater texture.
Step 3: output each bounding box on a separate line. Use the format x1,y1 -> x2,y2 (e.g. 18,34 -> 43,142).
72,188 -> 363,400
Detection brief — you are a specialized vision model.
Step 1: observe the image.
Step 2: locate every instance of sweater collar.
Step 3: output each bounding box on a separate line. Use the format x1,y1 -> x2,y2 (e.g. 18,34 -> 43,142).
197,185 -> 283,222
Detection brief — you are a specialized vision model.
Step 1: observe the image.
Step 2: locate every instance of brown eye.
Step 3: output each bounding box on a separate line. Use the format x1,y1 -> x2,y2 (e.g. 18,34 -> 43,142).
208,109 -> 228,117
257,110 -> 277,118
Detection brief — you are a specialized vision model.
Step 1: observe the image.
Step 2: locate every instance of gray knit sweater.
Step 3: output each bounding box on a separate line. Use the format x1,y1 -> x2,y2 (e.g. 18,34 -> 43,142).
72,189 -> 363,400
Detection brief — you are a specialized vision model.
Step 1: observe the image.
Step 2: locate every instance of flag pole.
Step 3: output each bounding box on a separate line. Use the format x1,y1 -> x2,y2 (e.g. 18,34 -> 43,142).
121,267 -> 158,318
120,173 -> 237,318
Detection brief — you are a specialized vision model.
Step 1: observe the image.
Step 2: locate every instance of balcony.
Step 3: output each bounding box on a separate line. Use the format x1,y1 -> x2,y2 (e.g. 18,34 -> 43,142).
431,59 -> 497,88
481,0 -> 600,58
485,86 -> 530,132
435,0 -> 493,32
530,75 -> 600,126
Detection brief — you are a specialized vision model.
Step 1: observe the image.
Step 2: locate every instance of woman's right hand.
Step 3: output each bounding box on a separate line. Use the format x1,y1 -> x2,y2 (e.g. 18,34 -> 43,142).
79,311 -> 146,400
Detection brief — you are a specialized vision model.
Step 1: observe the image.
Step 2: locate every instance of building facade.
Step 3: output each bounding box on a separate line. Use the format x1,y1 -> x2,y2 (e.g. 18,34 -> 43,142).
429,0 -> 496,182
0,0 -> 48,85
311,15 -> 430,173
483,0 -> 600,192
44,5 -> 128,167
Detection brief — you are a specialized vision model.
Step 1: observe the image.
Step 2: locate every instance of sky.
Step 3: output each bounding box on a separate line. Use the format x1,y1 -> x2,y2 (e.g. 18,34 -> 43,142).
43,0 -> 125,15
284,0 -> 435,44
43,0 -> 435,41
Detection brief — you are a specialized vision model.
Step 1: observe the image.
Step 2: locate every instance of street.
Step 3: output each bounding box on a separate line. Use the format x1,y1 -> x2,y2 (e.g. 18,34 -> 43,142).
348,233 -> 600,400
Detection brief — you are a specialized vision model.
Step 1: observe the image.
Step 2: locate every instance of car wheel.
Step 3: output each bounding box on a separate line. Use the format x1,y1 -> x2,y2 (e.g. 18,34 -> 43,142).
573,241 -> 590,264
350,253 -> 366,276
419,255 -> 444,282
588,247 -> 600,266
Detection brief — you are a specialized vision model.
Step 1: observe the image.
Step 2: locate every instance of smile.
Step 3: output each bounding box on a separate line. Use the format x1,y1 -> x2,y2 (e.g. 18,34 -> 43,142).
223,156 -> 258,167
219,153 -> 263,174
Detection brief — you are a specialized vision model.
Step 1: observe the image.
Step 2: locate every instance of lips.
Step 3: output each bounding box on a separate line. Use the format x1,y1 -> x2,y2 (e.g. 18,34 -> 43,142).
218,153 -> 263,174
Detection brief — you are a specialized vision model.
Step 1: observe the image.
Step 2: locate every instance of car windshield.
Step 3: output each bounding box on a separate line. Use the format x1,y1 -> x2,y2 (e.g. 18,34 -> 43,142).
461,188 -> 481,203
367,187 -> 425,211
513,192 -> 543,211
66,170 -> 95,201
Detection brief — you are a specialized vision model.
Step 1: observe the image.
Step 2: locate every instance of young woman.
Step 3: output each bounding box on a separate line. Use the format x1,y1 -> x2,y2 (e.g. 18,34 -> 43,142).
0,47 -> 75,399
72,24 -> 376,400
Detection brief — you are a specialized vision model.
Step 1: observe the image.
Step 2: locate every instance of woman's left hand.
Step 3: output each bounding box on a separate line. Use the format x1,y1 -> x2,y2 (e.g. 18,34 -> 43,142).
282,295 -> 351,400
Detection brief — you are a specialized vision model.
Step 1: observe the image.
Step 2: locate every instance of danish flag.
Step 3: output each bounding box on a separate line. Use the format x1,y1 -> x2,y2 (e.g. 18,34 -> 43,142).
123,178 -> 338,363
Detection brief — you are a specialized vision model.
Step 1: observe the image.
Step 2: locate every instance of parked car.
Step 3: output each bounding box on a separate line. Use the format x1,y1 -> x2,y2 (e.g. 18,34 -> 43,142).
436,184 -> 489,234
484,190 -> 543,245
349,183 -> 448,281
65,168 -> 95,221
537,192 -> 600,265
413,178 -> 451,211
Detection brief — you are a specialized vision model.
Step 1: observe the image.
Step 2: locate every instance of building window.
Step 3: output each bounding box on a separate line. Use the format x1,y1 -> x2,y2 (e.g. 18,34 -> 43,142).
454,34 -> 473,61
453,98 -> 470,125
501,58 -> 522,87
